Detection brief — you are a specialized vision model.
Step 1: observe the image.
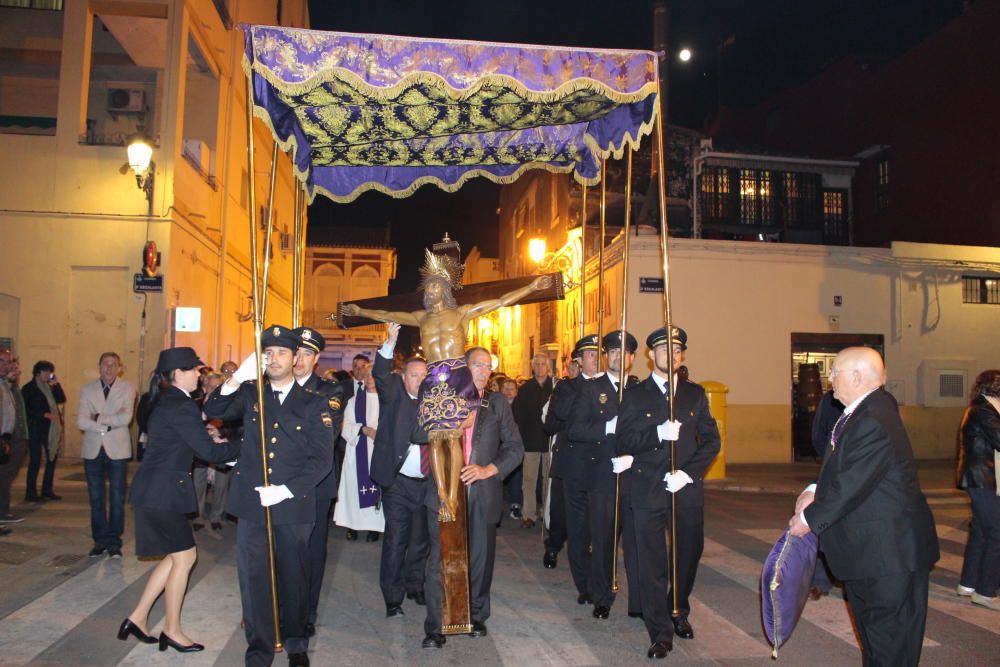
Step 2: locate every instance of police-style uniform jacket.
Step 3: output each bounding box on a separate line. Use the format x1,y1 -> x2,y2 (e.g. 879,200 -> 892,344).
616,376 -> 721,509
542,375 -> 582,479
565,373 -> 638,494
204,381 -> 335,525
130,386 -> 242,513
414,390 -> 524,524
299,373 -> 346,501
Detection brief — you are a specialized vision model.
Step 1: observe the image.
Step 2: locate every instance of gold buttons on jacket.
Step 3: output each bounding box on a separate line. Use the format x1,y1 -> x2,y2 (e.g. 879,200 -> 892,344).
271,437 -> 277,443
296,425 -> 301,430
273,422 -> 279,429
269,452 -> 275,459
267,467 -> 273,474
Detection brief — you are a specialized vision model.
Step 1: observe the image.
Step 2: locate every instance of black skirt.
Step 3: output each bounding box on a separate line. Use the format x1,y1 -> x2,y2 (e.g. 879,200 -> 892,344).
134,506 -> 195,557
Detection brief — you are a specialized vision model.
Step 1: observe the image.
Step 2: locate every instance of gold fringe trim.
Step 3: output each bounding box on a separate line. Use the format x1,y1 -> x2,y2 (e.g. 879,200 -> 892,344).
240,47 -> 660,205
428,429 -> 465,441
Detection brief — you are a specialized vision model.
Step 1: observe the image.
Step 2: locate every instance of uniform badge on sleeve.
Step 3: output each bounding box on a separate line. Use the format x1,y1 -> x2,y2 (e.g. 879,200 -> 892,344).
328,397 -> 341,411
598,393 -> 608,404
321,412 -> 333,428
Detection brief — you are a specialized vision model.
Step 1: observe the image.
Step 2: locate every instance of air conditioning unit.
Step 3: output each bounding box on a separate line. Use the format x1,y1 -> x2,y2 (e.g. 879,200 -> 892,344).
279,232 -> 292,253
107,88 -> 145,113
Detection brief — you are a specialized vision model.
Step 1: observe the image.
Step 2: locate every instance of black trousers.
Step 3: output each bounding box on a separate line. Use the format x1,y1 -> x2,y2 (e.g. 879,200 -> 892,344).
564,479 -> 616,607
623,504 -> 674,644
669,501 -> 705,619
237,520 -> 313,666
379,475 -> 430,606
306,477 -> 336,625
544,476 -> 567,554
424,495 -> 496,635
843,568 -> 930,667
25,434 -> 56,497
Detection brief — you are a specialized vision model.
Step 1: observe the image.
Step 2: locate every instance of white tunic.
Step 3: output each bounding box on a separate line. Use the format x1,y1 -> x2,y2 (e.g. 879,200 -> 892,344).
333,390 -> 385,532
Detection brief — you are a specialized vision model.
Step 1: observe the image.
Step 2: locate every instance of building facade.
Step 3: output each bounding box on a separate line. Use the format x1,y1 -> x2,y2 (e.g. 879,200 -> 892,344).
301,232 -> 396,373
0,0 -> 308,456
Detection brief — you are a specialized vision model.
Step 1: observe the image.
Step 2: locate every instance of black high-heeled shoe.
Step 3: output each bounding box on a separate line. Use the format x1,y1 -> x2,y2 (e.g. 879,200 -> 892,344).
117,618 -> 157,644
158,632 -> 204,652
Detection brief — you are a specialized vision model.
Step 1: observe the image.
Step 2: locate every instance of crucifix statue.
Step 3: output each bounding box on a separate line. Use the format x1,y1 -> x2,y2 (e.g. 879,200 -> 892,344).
341,250 -> 552,522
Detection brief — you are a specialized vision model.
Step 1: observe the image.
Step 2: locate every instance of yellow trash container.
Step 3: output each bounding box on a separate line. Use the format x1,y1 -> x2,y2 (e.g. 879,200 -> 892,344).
700,380 -> 728,480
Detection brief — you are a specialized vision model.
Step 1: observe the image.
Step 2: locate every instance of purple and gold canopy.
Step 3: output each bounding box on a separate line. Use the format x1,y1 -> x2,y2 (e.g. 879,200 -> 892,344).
243,25 -> 660,203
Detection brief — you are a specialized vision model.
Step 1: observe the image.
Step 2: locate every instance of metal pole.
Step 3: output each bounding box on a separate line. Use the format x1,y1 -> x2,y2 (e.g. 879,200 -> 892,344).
610,149 -> 633,593
260,142 -> 279,322
579,184 -> 587,339
245,73 -> 283,651
291,181 -> 303,328
597,160 -> 606,373
653,78 -> 679,618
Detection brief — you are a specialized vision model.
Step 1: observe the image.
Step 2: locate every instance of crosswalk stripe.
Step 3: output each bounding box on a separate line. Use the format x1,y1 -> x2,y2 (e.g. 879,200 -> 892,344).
733,530 -> 942,647
117,556 -> 241,665
680,597 -> 771,660
738,528 -> 1000,639
0,556 -> 154,665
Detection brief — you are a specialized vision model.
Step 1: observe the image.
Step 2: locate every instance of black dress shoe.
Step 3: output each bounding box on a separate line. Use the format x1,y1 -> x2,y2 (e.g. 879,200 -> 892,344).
304,622 -> 316,637
88,545 -> 107,558
158,632 -> 204,652
107,546 -> 122,559
469,621 -> 488,637
386,603 -> 404,617
346,529 -> 358,541
211,522 -> 224,531
672,616 -> 694,639
543,550 -> 558,569
647,641 -> 672,659
628,611 -> 644,619
406,591 -> 426,606
422,633 -> 446,649
365,531 -> 380,542
117,618 -> 157,644
577,593 -> 593,605
41,493 -> 62,501
192,522 -> 204,531
288,651 -> 310,666
593,605 -> 610,619
25,493 -> 42,503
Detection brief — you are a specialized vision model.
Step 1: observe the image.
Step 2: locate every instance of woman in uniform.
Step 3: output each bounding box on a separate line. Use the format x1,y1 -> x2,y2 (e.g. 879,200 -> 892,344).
117,347 -> 241,652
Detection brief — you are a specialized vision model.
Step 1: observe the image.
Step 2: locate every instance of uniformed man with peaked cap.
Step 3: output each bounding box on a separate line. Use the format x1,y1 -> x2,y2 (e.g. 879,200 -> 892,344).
541,334 -> 601,570
563,330 -> 638,618
614,325 -> 720,659
291,326 -> 347,639
205,325 -> 335,667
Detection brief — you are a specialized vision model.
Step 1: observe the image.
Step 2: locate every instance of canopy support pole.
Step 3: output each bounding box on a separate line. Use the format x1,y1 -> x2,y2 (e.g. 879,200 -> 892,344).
245,74 -> 283,651
597,160 -> 606,373
610,149 -> 633,593
291,181 -> 305,328
579,185 -> 587,338
260,142 -> 279,322
653,81 -> 679,619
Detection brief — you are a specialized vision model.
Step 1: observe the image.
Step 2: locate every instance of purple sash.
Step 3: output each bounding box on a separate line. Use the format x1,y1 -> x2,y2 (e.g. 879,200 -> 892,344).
354,389 -> 380,508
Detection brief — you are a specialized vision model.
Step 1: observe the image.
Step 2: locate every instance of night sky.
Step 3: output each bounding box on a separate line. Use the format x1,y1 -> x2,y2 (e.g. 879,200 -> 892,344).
304,0 -> 964,290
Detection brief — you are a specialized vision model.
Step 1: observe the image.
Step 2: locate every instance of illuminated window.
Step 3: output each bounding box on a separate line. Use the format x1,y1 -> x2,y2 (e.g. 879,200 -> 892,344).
823,190 -> 848,244
963,276 -> 1000,304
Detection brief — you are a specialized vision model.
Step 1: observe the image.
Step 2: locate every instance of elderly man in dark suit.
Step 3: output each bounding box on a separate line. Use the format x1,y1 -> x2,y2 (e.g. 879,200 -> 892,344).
511,353 -> 554,527
790,346 -> 939,667
419,345 -> 524,649
371,322 -> 430,618
205,325 -> 336,667
615,326 -> 720,659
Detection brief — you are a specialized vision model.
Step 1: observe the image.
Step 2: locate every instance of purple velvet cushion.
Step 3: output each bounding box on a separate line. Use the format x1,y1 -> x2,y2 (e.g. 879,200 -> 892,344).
761,528 -> 818,657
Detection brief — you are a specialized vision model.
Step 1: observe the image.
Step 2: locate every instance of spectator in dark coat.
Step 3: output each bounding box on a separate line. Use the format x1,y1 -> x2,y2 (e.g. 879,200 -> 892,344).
510,354 -> 553,526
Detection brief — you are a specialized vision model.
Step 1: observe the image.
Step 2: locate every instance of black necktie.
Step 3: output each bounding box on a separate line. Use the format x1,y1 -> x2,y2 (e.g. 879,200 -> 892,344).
273,390 -> 281,404
103,384 -> 110,399
358,381 -> 363,393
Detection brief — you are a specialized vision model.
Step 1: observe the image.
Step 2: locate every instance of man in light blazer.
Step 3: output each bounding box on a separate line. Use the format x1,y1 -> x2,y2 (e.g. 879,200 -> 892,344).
77,352 -> 136,558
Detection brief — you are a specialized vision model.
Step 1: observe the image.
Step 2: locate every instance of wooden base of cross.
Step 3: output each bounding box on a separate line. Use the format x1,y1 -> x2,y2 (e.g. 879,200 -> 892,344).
439,485 -> 472,635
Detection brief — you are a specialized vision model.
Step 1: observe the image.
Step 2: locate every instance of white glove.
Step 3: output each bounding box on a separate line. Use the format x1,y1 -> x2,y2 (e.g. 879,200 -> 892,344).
611,455 -> 634,474
605,415 -> 618,435
663,470 -> 693,494
225,460 -> 237,468
232,352 -> 262,384
656,419 -> 682,442
255,484 -> 293,507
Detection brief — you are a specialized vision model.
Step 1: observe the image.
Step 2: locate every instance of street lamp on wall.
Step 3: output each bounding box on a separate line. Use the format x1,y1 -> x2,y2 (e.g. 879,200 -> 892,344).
528,237 -> 547,264
125,133 -> 155,211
